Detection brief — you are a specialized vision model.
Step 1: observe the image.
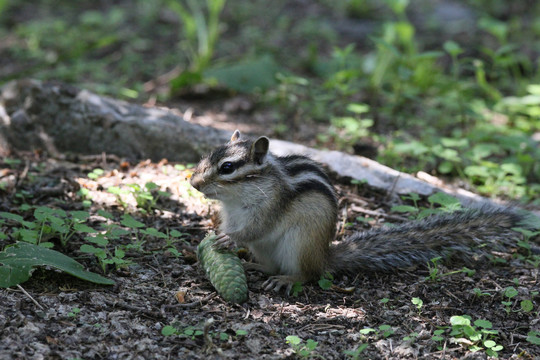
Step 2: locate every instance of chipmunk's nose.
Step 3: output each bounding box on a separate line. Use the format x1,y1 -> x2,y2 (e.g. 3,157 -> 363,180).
189,173 -> 202,191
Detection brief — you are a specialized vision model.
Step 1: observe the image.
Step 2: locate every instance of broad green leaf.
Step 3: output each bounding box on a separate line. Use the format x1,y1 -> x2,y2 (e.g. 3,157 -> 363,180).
443,41 -> 463,57
504,286 -> 518,298
97,209 -> 114,220
73,223 -> 97,233
520,300 -> 533,312
0,212 -> 24,223
450,315 -> 471,326
474,319 -> 492,329
441,137 -> 468,148
145,182 -> 159,190
392,205 -> 419,214
0,212 -> 36,228
318,278 -> 332,290
346,103 -> 369,114
204,55 -> 280,93
464,165 -> 490,178
170,230 -> 187,238
141,228 -> 167,239
393,141 -> 429,156
85,234 -> 108,246
161,325 -> 177,336
527,331 -> 540,345
285,335 -> 302,345
427,192 -> 460,208
70,211 -> 90,222
14,228 -> 39,244
121,214 -> 145,228
0,242 -> 114,287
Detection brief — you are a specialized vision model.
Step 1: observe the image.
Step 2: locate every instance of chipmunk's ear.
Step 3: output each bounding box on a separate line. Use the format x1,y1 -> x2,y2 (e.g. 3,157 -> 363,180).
230,129 -> 241,143
252,136 -> 269,165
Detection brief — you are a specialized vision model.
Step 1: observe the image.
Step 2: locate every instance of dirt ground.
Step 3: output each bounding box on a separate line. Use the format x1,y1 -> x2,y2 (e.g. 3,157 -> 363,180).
0,143 -> 538,360
1,1 -> 539,357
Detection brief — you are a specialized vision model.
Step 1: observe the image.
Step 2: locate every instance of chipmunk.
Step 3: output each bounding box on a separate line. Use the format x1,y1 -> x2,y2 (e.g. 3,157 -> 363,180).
190,130 -> 530,293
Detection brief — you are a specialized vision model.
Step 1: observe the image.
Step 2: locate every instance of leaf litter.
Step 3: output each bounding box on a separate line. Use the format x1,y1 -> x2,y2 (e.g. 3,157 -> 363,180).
0,151 -> 538,359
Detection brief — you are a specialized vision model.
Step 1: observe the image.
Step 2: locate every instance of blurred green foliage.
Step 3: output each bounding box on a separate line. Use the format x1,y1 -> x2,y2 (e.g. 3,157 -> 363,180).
1,0 -> 539,202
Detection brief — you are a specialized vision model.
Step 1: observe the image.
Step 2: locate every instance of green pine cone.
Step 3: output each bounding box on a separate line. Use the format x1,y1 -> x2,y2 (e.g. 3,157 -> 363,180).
197,233 -> 248,304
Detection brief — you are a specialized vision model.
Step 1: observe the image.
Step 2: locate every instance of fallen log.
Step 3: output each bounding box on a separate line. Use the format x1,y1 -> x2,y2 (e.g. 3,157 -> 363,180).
0,79 -> 518,208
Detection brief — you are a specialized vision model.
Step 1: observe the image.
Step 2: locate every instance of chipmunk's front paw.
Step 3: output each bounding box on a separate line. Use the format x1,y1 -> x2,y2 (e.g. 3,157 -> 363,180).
262,275 -> 299,295
212,233 -> 236,251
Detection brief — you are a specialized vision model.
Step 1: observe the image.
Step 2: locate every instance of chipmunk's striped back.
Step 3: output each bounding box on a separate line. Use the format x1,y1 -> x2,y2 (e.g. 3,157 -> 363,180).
277,155 -> 337,207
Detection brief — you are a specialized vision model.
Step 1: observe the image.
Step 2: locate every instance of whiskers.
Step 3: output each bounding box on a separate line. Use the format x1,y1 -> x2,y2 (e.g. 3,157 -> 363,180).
255,184 -> 268,198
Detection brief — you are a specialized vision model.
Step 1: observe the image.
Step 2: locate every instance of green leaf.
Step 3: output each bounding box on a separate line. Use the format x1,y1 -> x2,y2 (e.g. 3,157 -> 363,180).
97,209 -> 115,220
450,315 -> 471,326
318,277 -> 332,290
114,248 -> 125,259
427,192 -> 460,208
0,212 -> 24,223
80,244 -> 100,254
504,286 -> 518,298
121,214 -> 145,228
170,70 -> 203,90
473,319 -> 492,329
170,230 -> 187,238
204,55 -> 280,93
70,211 -> 90,222
520,300 -> 533,313
161,325 -> 177,336
73,223 -> 97,233
346,103 -> 369,114
526,331 -> 540,345
437,161 -> 453,174
411,297 -> 423,309
306,339 -> 318,350
141,228 -> 168,239
235,329 -> 248,336
88,168 -> 104,179
0,242 -> 114,287
464,165 -> 490,178
286,335 -> 302,345
0,212 -> 36,228
443,41 -> 463,57
441,137 -> 468,148
86,235 -> 109,247
14,228 -> 39,244
393,141 -> 429,156
145,182 -> 159,190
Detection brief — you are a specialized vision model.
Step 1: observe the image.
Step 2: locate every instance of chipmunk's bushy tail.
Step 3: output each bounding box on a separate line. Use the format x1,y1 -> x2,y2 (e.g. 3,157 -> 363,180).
327,207 -> 531,275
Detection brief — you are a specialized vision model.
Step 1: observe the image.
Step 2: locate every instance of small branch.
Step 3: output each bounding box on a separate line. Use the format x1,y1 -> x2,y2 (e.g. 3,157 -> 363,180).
17,285 -> 45,310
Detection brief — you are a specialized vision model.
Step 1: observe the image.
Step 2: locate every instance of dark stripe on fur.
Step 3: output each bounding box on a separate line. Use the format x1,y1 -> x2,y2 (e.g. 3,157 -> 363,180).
278,156 -> 331,182
209,141 -> 251,164
291,179 -> 337,205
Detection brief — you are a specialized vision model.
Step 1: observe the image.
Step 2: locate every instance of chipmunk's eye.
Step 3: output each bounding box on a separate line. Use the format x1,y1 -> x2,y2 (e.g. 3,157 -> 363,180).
219,162 -> 235,174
